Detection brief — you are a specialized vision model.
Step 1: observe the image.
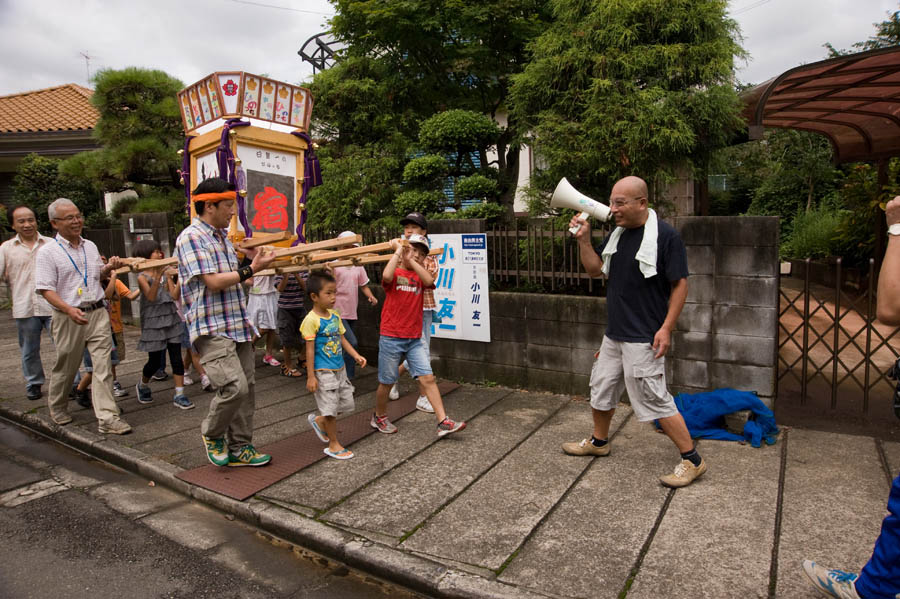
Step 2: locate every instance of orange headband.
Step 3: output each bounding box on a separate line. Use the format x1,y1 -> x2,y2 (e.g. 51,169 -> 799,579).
192,191 -> 237,203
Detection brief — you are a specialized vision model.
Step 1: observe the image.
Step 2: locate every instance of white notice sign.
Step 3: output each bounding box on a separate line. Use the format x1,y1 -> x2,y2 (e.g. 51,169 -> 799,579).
429,233 -> 491,343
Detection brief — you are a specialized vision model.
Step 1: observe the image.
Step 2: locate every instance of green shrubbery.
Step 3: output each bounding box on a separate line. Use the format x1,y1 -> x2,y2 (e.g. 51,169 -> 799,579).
780,208 -> 843,260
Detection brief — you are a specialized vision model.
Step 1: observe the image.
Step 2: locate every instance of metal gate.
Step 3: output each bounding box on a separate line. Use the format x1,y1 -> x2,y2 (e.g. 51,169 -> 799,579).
777,258 -> 899,425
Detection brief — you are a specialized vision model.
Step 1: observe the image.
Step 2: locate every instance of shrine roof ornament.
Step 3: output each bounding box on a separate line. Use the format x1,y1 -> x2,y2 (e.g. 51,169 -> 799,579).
177,71 -> 313,135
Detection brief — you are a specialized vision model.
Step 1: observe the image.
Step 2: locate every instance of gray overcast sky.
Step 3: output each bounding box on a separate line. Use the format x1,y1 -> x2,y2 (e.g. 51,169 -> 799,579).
0,0 -> 897,96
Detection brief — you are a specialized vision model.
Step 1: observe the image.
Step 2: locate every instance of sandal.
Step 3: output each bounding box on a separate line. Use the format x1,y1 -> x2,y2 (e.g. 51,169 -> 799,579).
324,447 -> 354,460
281,365 -> 304,378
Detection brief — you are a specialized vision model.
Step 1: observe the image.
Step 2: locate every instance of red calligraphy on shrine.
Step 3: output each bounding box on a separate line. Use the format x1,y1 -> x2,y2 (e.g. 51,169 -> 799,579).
251,186 -> 289,231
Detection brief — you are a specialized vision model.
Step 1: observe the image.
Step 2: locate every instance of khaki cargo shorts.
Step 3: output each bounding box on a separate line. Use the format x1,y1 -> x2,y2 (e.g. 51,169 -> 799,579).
589,336 -> 678,422
314,367 -> 355,417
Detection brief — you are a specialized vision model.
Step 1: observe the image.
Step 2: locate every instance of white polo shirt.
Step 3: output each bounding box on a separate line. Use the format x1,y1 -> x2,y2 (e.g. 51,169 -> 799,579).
0,233 -> 53,318
34,234 -> 106,309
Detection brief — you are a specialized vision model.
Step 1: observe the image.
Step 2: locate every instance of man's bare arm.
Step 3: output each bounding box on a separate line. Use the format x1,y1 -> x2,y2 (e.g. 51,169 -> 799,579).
877,197 -> 900,325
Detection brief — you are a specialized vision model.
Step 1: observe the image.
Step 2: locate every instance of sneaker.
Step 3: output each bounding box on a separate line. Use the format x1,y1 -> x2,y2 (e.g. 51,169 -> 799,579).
370,413 -> 398,434
135,382 -> 153,404
151,369 -> 168,381
562,438 -> 610,457
182,374 -> 194,386
201,374 -> 215,392
202,435 -> 229,467
98,417 -> 132,435
890,358 -> 900,420
801,561 -> 860,599
324,447 -> 354,460
415,395 -> 434,413
437,418 -> 466,437
73,388 -> 92,408
173,394 -> 195,410
659,458 -> 708,488
388,384 -> 400,400
263,354 -> 281,367
228,444 -> 271,467
26,385 -> 42,401
51,412 -> 73,426
112,381 -> 129,398
308,413 -> 329,443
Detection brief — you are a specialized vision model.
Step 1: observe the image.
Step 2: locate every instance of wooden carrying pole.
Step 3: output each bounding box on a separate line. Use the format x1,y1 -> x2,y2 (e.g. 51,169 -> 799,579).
289,241 -> 402,266
236,231 -> 292,249
113,257 -> 178,274
254,247 -> 443,276
270,234 -> 364,258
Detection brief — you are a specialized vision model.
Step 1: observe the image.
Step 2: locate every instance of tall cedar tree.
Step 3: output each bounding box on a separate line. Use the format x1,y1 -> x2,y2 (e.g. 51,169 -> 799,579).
510,0 -> 745,204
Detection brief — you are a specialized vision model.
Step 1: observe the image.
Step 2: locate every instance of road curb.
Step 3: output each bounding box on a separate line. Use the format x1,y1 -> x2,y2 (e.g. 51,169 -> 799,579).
0,403 -> 549,599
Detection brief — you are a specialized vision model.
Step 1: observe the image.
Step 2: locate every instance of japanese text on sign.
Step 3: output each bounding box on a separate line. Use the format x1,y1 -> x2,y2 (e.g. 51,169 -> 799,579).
429,234 -> 490,343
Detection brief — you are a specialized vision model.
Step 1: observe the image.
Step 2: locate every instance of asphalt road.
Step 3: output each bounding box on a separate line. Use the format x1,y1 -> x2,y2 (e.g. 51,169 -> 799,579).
0,418 -> 427,599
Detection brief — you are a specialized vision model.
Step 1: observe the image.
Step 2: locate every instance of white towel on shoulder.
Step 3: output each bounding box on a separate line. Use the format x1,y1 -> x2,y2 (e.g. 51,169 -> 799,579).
600,208 -> 658,279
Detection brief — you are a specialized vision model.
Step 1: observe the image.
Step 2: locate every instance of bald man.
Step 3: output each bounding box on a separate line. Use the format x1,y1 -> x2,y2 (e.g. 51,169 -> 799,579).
562,176 -> 706,488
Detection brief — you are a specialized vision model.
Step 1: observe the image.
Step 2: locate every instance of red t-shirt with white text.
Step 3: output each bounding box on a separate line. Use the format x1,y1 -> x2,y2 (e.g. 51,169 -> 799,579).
381,268 -> 431,338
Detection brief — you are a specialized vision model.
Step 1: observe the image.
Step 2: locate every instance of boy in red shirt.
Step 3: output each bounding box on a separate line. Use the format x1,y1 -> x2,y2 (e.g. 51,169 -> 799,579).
371,234 -> 465,437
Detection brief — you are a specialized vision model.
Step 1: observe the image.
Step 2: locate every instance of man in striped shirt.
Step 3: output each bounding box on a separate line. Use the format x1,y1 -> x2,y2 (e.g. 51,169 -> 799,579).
34,198 -> 130,434
175,178 -> 276,468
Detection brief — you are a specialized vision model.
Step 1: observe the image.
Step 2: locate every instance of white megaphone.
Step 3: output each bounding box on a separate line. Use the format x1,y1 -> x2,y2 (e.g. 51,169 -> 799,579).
550,178 -> 611,235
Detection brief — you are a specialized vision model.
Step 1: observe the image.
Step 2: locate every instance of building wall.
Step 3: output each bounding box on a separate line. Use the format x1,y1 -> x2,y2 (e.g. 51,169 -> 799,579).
354,216 -> 780,404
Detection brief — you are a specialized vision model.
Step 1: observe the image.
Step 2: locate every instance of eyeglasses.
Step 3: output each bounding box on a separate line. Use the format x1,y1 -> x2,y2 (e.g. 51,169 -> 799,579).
610,198 -> 644,208
53,213 -> 84,223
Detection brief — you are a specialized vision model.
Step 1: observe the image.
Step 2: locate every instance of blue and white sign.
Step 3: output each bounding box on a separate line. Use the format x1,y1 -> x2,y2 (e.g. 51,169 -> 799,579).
429,233 -> 491,343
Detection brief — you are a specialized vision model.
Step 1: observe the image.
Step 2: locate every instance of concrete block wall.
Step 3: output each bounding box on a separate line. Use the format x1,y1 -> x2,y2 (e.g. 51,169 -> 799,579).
669,216 -> 779,404
354,216 -> 779,402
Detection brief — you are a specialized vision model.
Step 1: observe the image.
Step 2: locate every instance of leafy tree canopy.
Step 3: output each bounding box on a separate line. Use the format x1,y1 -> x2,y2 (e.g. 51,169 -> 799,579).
11,154 -> 101,233
825,9 -> 900,56
307,0 -> 554,222
510,0 -> 745,201
329,0 -> 552,117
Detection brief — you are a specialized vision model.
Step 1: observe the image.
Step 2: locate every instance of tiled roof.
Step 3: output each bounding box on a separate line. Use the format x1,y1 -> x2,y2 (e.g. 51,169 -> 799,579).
0,84 -> 99,133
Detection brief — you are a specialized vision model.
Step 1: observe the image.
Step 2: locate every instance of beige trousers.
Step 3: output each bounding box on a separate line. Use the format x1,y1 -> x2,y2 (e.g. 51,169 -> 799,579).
194,335 -> 256,452
48,308 -> 120,424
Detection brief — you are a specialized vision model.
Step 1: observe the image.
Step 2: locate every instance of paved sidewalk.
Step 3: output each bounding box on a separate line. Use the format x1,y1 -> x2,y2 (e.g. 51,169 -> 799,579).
0,312 -> 895,598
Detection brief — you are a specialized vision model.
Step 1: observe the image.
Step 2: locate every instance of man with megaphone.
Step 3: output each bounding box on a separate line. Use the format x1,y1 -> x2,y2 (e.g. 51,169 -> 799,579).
560,175 -> 706,489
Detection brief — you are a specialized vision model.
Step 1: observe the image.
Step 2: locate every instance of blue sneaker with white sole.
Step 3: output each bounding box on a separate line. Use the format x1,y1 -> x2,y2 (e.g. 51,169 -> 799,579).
173,394 -> 194,410
135,383 -> 153,404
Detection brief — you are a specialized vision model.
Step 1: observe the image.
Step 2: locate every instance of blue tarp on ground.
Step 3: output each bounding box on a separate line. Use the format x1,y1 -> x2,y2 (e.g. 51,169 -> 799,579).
666,388 -> 779,448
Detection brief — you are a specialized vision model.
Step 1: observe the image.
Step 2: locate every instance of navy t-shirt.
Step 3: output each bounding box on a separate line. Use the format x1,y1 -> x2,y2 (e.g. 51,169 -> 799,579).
596,219 -> 688,343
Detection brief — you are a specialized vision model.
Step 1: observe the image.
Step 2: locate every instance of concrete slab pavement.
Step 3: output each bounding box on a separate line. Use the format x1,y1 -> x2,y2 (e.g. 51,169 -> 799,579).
0,312 -> 896,598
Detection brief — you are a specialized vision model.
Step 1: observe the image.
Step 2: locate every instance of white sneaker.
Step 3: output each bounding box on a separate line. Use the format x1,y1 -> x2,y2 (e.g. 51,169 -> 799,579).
389,384 -> 400,400
183,375 -> 194,386
201,374 -> 215,392
416,395 -> 434,413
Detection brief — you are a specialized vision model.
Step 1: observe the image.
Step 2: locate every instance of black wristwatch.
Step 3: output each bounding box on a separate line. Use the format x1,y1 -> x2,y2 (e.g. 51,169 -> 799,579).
238,265 -> 254,282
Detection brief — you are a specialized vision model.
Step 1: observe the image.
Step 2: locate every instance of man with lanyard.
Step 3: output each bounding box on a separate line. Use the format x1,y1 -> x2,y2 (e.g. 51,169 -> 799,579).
0,205 -> 53,400
34,198 -> 131,434
175,177 -> 276,467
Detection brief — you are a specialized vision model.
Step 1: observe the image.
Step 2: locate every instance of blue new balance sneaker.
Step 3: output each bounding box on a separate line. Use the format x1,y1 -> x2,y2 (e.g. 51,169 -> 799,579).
802,560 -> 860,599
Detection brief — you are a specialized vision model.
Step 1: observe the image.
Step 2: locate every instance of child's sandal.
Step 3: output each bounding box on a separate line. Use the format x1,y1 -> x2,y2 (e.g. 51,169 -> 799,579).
281,365 -> 303,378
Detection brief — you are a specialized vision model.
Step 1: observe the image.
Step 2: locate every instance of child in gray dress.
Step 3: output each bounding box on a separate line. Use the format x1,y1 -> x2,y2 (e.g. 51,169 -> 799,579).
132,240 -> 193,410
